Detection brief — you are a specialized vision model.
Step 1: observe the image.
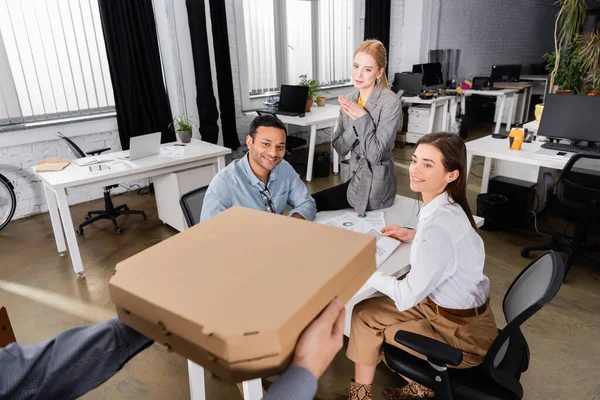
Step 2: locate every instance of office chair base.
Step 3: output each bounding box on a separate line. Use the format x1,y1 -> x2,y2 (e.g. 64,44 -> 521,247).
77,209 -> 146,234
521,236 -> 600,281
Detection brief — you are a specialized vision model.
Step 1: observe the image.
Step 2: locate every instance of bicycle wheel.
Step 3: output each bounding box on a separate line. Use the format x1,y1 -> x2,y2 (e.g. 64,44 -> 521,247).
0,175 -> 16,231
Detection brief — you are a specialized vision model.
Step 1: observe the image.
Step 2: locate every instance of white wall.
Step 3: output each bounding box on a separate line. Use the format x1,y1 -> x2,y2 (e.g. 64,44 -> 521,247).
434,0 -> 558,81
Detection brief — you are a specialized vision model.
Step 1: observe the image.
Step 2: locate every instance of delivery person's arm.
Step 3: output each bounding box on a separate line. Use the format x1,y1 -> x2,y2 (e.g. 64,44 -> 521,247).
0,318 -> 153,400
263,298 -> 345,400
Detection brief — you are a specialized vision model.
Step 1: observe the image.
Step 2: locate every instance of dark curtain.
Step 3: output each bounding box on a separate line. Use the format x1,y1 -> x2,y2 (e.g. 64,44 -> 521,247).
186,0 -> 220,144
364,0 -> 392,67
98,0 -> 175,151
208,0 -> 240,150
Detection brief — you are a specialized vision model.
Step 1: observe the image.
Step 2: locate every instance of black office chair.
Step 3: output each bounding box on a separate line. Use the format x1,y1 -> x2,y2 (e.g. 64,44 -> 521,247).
522,154 -> 600,279
57,132 -> 146,234
179,186 -> 209,228
382,251 -> 565,400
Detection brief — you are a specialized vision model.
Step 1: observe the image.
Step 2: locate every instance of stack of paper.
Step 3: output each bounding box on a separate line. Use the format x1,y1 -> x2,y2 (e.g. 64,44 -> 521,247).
322,214 -> 400,267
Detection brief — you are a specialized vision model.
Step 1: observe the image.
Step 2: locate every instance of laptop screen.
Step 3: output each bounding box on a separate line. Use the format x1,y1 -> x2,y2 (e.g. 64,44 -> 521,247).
278,85 -> 309,113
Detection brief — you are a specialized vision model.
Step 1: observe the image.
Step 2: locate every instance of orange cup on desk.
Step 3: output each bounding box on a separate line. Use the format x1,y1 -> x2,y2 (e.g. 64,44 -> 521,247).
508,128 -> 524,150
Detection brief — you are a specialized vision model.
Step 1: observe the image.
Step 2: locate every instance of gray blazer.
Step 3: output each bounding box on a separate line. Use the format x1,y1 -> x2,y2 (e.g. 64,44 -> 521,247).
333,84 -> 402,214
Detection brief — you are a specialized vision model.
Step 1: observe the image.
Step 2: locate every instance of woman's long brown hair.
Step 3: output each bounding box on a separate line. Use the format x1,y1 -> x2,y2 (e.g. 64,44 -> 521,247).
416,133 -> 477,230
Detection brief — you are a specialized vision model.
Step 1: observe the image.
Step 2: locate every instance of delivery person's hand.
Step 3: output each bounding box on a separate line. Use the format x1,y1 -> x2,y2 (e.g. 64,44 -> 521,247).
381,225 -> 416,242
292,297 -> 345,379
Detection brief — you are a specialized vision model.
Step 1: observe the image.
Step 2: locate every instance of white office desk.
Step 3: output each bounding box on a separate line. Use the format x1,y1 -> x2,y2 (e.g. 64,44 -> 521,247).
250,104 -> 340,182
35,140 -> 231,275
466,135 -> 567,194
464,89 -> 518,134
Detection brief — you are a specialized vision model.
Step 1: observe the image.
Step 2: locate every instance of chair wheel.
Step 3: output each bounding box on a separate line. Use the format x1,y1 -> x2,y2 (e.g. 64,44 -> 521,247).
76,228 -> 84,234
142,213 -> 147,220
116,228 -> 123,233
84,215 -> 91,221
521,249 -> 529,257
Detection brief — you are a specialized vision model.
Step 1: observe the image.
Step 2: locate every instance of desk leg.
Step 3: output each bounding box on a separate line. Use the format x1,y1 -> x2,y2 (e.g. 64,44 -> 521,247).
495,95 -> 506,134
427,105 -> 437,133
481,157 -> 492,193
217,156 -> 226,172
331,122 -> 339,174
442,100 -> 449,132
461,95 -> 466,114
242,379 -> 263,400
524,87 -> 532,122
188,360 -> 206,400
506,93 -> 516,132
306,125 -> 317,182
466,151 -> 473,177
43,183 -> 66,255
55,189 -> 84,275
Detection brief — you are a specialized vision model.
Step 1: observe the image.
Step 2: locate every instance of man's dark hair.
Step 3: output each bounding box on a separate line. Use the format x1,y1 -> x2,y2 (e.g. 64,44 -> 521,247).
248,115 -> 287,139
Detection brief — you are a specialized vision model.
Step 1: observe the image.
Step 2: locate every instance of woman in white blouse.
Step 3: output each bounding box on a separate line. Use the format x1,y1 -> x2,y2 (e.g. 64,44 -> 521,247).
346,133 -> 498,400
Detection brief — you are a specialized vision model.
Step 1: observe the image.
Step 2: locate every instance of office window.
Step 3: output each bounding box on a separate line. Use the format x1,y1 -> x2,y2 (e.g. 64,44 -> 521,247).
0,0 -> 115,126
241,0 -> 358,96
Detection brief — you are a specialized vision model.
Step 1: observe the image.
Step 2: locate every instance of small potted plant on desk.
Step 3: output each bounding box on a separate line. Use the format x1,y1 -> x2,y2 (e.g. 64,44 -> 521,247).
298,74 -> 328,111
170,115 -> 194,143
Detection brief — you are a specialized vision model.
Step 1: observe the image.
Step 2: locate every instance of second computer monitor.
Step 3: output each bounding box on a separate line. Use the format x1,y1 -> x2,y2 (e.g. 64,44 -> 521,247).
412,62 -> 444,89
490,64 -> 521,82
538,94 -> 600,143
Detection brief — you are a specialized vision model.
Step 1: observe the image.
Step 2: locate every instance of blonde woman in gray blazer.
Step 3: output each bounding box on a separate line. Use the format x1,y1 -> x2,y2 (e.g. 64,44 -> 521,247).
313,40 -> 402,215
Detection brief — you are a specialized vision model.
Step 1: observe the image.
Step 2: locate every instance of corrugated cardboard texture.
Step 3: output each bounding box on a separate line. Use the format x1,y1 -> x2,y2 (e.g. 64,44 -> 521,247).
110,207 -> 376,381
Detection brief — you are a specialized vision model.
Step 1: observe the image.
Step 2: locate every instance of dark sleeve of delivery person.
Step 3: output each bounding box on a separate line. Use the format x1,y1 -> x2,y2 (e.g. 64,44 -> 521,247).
0,318 -> 153,400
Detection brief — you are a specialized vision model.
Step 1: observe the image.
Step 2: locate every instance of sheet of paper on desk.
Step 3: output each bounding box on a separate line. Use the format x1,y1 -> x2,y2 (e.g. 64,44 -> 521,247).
342,211 -> 386,230
73,155 -> 113,167
322,215 -> 399,267
160,146 -> 185,157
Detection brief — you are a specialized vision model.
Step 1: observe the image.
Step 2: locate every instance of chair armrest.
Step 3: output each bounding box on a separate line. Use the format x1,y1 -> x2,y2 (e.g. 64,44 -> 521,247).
394,330 -> 463,367
86,147 -> 111,156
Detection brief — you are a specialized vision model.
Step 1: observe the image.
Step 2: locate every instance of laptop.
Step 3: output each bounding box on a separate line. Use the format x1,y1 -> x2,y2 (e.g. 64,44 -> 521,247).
392,72 -> 423,97
257,85 -> 308,117
125,132 -> 162,161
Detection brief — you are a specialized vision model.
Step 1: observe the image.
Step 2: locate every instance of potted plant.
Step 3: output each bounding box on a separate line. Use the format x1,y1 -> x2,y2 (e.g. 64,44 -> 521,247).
544,40 -> 583,94
170,115 -> 194,143
298,74 -> 328,112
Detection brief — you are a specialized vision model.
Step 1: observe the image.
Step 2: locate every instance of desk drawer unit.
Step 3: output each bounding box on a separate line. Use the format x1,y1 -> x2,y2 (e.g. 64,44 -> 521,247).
153,164 -> 217,232
406,105 -> 444,143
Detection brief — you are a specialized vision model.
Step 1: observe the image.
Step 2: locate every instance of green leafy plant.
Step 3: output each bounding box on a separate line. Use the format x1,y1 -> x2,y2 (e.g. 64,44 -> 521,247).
544,37 -> 584,93
169,115 -> 194,132
298,74 -> 329,99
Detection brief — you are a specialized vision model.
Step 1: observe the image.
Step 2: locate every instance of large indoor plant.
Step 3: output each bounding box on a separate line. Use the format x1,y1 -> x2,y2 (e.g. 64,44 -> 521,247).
547,0 -> 600,94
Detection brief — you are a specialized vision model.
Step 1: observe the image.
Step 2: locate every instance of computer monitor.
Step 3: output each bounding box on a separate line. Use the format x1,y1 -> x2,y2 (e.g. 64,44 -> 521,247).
412,63 -> 444,88
490,64 -> 521,82
538,94 -> 600,143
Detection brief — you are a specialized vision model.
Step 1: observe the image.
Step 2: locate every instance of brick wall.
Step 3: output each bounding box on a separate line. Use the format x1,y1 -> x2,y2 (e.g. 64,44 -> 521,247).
388,0 -> 406,79
1,131 -> 148,220
436,0 -> 558,81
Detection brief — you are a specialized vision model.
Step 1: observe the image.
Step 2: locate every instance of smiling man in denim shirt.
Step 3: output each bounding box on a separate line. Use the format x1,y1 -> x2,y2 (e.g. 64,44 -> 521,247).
200,115 -> 317,222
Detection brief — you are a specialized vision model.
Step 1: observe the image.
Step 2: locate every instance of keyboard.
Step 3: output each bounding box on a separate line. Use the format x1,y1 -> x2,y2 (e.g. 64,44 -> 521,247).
541,142 -> 600,155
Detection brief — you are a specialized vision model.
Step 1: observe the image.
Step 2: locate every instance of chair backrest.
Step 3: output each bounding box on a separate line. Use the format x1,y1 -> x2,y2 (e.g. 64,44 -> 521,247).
57,132 -> 86,158
555,154 -> 600,216
481,251 -> 565,398
0,307 -> 16,347
180,186 -> 209,228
